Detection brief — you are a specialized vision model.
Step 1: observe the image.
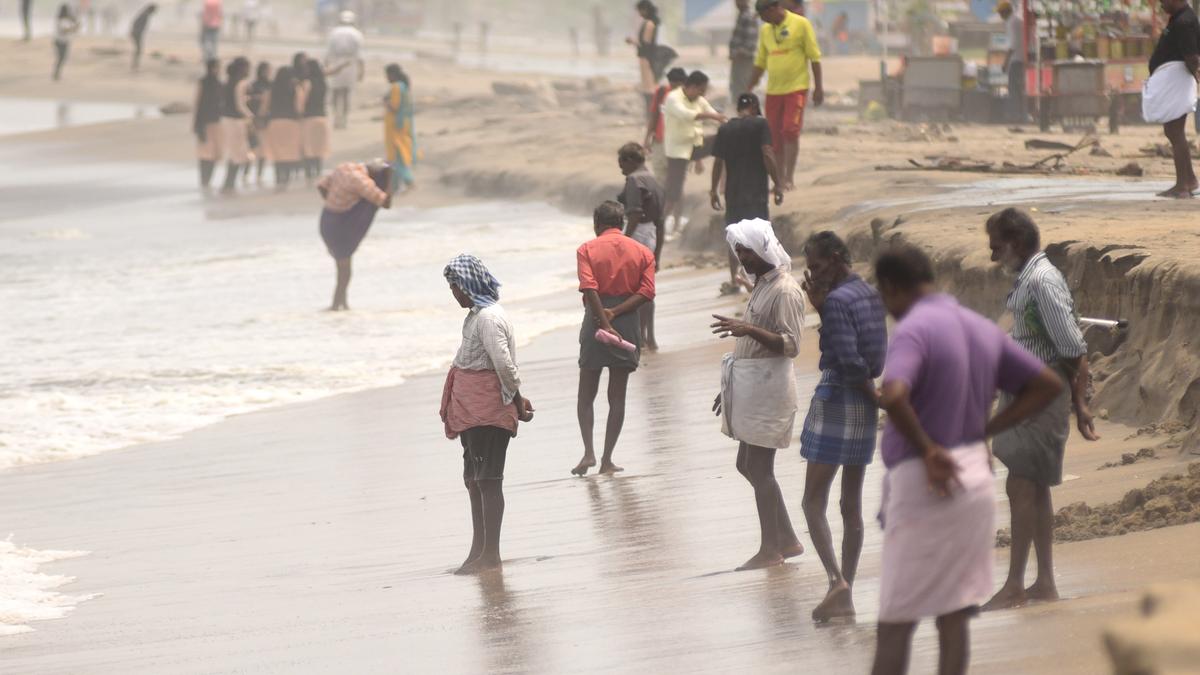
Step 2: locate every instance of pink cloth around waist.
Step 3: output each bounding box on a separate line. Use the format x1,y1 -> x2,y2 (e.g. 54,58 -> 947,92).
878,441 -> 995,623
440,366 -> 518,440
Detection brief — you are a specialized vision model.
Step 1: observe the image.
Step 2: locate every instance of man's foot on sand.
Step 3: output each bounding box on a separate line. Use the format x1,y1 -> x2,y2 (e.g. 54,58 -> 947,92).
1024,581 -> 1060,603
981,585 -> 1027,611
1156,186 -> 1194,199
598,461 -> 624,475
644,341 -> 659,353
812,583 -> 855,622
454,555 -> 502,575
779,542 -> 805,559
736,550 -> 785,571
571,457 -> 597,476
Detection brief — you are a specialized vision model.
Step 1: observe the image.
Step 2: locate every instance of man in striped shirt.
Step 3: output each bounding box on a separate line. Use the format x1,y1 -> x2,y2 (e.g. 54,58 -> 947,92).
982,208 -> 1099,611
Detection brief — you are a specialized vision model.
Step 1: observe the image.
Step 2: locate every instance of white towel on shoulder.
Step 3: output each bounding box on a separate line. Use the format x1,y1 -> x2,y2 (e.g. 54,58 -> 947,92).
1142,61 -> 1198,124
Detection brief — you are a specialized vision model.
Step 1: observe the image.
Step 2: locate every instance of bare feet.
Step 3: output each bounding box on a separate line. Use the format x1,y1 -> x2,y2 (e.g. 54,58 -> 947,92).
571,456 -> 596,476
779,542 -> 805,559
982,584 -> 1027,611
1156,185 -> 1194,199
1024,580 -> 1060,603
812,582 -> 856,622
783,180 -> 796,192
736,550 -> 785,571
598,461 -> 624,475
644,341 -> 659,353
454,554 -> 502,575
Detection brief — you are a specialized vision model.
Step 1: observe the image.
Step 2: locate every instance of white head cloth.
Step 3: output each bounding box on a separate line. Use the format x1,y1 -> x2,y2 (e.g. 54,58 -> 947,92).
725,218 -> 791,277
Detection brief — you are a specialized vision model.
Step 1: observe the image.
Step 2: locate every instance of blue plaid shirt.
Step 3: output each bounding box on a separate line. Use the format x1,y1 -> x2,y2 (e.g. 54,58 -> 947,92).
817,274 -> 888,387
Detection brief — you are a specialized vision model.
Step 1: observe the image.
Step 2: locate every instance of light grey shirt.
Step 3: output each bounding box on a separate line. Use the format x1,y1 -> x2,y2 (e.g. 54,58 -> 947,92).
734,268 -> 806,360
453,304 -> 521,404
1006,252 -> 1087,364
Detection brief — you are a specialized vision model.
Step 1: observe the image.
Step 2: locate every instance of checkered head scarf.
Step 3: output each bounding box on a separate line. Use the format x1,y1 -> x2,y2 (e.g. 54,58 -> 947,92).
444,254 -> 501,308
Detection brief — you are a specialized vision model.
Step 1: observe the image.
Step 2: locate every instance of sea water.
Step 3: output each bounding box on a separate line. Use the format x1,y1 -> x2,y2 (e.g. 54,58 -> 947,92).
0,172 -> 589,471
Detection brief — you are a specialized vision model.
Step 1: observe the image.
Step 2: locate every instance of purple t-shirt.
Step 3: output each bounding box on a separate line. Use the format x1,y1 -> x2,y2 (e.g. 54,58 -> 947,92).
881,294 -> 1046,468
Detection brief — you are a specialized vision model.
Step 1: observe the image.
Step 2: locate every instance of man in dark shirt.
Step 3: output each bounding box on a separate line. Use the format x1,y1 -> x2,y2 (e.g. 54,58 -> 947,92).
710,93 -> 784,293
617,142 -> 665,350
1147,0 -> 1200,198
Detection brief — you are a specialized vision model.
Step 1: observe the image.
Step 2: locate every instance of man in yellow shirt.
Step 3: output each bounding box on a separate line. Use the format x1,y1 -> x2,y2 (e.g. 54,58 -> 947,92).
746,0 -> 824,191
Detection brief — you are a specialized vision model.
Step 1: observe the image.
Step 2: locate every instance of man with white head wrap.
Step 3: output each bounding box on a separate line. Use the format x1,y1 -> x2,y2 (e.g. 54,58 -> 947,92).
441,254 -> 535,575
325,10 -> 364,129
711,218 -> 806,571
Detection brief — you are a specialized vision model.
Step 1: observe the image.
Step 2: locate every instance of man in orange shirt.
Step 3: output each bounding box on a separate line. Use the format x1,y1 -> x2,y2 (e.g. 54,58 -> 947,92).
572,201 -> 656,476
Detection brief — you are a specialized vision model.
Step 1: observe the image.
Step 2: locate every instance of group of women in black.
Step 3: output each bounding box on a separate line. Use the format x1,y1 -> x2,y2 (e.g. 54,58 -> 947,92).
193,52 -> 333,193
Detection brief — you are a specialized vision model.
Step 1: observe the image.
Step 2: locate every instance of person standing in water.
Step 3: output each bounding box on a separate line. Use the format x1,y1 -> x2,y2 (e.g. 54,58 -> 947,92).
262,65 -> 303,190
441,254 -> 536,575
325,10 -> 364,129
870,244 -> 1063,675
246,61 -> 272,186
301,59 -> 332,182
383,63 -> 416,192
52,4 -> 80,81
712,218 -> 806,571
616,142 -> 664,351
193,58 -> 224,191
797,230 -> 887,621
573,201 -> 656,477
316,160 -> 393,311
219,57 -> 253,194
129,3 -> 156,72
982,208 -> 1098,611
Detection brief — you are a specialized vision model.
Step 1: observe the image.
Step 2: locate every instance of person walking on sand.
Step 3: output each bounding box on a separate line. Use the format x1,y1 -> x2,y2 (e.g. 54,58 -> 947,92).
262,65 -> 304,190
712,218 -> 806,571
1142,0 -> 1200,198
628,0 -> 662,116
383,63 -> 417,192
301,59 -> 332,182
663,70 -> 727,234
982,208 -> 1099,611
325,11 -> 364,129
199,0 -> 222,60
129,3 -> 156,72
746,0 -> 823,192
871,244 -> 1064,675
710,93 -> 783,295
317,160 -> 393,311
729,0 -> 759,107
21,0 -> 34,41
193,58 -> 224,192
572,201 -> 656,477
643,67 -> 687,182
798,231 -> 887,622
441,254 -> 536,575
219,56 -> 254,194
247,61 -> 271,185
617,142 -> 665,351
51,4 -> 80,81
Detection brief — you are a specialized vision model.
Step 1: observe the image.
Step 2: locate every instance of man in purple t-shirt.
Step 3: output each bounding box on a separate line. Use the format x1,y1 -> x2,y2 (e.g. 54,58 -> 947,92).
870,245 -> 1063,675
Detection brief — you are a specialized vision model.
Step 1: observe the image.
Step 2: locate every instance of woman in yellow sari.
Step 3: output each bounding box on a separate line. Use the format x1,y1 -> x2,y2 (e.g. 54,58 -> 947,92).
383,63 -> 416,192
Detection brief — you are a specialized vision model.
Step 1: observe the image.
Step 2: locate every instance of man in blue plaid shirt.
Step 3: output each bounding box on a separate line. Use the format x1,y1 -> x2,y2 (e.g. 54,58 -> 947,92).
798,231 -> 888,622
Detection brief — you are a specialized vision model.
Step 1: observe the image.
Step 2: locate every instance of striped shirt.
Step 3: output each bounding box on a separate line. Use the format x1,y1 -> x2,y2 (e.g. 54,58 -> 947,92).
1006,252 -> 1087,364
452,304 -> 521,405
817,274 -> 888,386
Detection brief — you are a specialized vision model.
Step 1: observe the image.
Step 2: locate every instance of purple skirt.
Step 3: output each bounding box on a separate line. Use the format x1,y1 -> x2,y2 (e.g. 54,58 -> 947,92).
319,199 -> 379,259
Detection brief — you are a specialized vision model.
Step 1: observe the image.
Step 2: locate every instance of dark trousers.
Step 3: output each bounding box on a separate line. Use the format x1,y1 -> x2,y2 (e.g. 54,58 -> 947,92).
53,40 -> 69,80
1008,61 -> 1027,123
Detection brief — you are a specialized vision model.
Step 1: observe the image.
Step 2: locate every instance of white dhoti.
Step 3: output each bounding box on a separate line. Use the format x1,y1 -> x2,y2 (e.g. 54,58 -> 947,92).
1142,60 -> 1198,124
720,353 -> 798,449
878,441 -> 995,623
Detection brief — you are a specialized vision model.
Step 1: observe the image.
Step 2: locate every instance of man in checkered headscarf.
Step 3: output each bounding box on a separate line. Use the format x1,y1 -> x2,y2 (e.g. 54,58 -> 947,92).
443,254 -> 501,308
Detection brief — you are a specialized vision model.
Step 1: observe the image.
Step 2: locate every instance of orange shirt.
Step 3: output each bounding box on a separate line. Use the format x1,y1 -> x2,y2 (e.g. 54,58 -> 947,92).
576,228 -> 656,300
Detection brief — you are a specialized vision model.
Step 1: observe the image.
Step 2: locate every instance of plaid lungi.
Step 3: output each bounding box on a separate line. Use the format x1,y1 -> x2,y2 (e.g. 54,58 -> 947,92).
799,370 -> 878,466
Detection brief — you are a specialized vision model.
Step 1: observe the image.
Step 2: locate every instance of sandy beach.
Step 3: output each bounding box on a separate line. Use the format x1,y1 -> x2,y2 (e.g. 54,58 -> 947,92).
2,21 -> 1200,674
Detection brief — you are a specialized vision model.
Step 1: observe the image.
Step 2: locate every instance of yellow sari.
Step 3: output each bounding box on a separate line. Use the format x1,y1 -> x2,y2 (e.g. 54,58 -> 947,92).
384,81 -> 416,189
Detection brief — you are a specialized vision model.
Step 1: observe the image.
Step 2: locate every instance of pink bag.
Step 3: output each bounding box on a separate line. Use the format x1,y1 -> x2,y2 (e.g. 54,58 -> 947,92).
595,328 -> 636,352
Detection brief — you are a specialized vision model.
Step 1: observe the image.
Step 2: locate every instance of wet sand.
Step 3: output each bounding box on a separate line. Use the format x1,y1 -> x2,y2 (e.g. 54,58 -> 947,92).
1,265 -> 1197,673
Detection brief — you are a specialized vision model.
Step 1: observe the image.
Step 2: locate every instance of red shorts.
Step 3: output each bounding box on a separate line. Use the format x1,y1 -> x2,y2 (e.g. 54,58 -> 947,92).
765,90 -> 808,149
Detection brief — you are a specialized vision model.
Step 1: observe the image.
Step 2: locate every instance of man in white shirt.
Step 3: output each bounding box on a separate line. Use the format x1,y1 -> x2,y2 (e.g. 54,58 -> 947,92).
999,1 -> 1029,123
662,70 -> 727,233
325,10 -> 364,129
